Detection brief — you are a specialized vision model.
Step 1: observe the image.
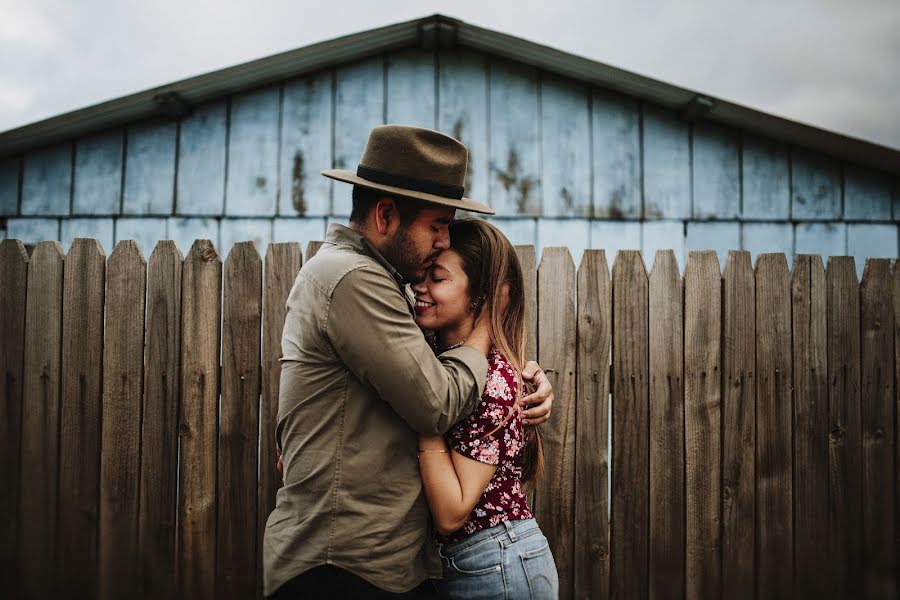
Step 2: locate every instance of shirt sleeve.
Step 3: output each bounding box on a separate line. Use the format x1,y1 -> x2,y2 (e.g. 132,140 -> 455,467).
325,265 -> 488,435
447,360 -> 517,466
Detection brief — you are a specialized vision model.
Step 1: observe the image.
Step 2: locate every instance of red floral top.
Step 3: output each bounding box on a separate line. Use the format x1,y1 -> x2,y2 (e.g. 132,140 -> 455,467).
438,347 -> 533,543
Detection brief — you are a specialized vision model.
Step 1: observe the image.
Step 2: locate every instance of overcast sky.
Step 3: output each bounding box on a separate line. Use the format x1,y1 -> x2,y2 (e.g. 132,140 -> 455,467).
2,0 -> 899,150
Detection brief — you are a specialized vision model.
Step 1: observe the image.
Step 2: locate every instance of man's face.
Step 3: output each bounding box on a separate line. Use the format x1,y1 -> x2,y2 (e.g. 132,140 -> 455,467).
382,205 -> 455,284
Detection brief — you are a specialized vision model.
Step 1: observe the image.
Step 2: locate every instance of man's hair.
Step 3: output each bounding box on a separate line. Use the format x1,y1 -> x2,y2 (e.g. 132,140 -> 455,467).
350,185 -> 423,226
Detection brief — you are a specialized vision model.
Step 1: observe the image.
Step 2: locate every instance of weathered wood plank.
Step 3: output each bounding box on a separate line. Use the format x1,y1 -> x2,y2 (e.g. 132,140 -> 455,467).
217,242 -> 262,599
99,241 -> 146,600
790,254 -> 829,599
280,72 -> 333,216
537,219 -> 590,266
259,242 -> 302,598
138,241 -> 182,600
387,49 -> 436,128
438,49 -> 489,206
0,156 -> 20,215
176,101 -> 227,215
859,259 -> 896,599
648,250 -> 684,600
177,239 -> 221,600
535,247 -> 577,598
591,90 -> 640,219
641,221 -> 684,272
685,221 -> 740,266
272,217 -> 326,246
642,106 -> 690,220
115,217 -> 168,257
791,148 -> 841,220
741,223 -> 793,266
684,251 -> 721,599
167,217 -> 219,256
894,262 -> 900,600
611,250 -> 649,600
18,241 -> 64,599
755,253 -> 793,599
722,251 -> 755,600
21,143 -> 72,215
692,122 -> 739,220
741,134 -> 789,220
574,249 -> 611,600
847,224 -> 897,279
58,238 -> 106,598
60,218 -> 114,253
73,130 -> 124,215
123,119 -> 177,215
333,57 -> 385,216
226,87 -> 280,216
541,74 -> 590,217
843,164 -> 893,221
220,218 -> 272,256
795,223 -> 845,266
825,257 -> 862,597
488,59 -> 541,215
0,239 -> 28,596
514,245 -> 536,362
6,217 -> 59,244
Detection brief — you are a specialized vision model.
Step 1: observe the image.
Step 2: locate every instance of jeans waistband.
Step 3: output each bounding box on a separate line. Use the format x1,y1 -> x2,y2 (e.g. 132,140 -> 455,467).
438,518 -> 541,556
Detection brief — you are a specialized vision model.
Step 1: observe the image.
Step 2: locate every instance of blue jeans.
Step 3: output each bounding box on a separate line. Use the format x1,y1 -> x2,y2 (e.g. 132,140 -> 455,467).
437,518 -> 559,599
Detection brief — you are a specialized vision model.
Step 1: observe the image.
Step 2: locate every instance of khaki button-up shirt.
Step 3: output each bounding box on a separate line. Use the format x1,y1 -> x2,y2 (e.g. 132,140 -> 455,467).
263,224 -> 488,595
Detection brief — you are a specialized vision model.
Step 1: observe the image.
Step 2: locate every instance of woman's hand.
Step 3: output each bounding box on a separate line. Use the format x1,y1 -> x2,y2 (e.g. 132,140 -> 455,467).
520,361 -> 553,426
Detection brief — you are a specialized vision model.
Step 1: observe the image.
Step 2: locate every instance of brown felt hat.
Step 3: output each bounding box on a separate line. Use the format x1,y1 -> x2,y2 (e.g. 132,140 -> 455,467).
322,125 -> 494,215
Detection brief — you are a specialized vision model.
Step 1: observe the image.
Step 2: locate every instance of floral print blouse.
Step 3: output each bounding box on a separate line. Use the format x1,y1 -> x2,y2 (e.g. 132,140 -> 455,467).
438,346 -> 534,543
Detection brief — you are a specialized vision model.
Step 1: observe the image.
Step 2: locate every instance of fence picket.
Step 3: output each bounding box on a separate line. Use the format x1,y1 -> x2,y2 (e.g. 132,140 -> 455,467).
99,241 -> 146,599
177,240 -> 221,600
574,249 -> 611,600
514,245 -> 537,362
58,238 -> 106,599
138,240 -> 183,599
611,250 -> 650,600
648,249 -> 684,600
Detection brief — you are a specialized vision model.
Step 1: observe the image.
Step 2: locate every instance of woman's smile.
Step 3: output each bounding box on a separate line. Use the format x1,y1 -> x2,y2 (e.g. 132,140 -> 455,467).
414,299 -> 435,314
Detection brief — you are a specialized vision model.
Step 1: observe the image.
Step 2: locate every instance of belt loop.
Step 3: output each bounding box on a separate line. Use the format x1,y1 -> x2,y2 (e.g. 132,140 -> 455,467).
503,519 -> 518,543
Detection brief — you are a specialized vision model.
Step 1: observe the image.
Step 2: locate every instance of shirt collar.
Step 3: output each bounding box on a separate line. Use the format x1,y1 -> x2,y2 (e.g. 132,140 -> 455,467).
325,223 -> 407,287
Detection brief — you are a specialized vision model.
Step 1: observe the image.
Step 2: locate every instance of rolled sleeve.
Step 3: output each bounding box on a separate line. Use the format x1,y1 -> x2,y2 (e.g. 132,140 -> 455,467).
326,266 -> 488,434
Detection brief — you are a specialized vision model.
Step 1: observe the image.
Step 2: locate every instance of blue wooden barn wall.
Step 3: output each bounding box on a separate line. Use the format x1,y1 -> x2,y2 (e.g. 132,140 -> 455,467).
1,48 -> 897,277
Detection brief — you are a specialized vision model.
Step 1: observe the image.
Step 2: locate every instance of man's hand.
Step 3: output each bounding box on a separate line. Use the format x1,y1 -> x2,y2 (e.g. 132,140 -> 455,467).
521,361 -> 553,425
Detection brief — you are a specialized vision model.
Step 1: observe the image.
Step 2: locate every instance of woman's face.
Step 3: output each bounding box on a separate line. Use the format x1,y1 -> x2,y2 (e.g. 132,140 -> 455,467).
411,248 -> 472,332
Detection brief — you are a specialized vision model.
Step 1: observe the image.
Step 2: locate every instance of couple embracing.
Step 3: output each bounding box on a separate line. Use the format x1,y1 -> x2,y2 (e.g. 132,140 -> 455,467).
263,125 -> 560,599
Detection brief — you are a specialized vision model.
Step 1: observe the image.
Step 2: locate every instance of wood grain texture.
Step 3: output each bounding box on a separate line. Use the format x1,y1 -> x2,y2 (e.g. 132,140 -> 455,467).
122,119 -> 177,215
280,72 -> 333,216
177,239 -> 221,600
642,106 -> 690,220
488,58 -> 541,216
648,249 -> 684,600
0,239 -> 28,597
99,241 -> 146,600
591,90 -> 640,219
611,250 -> 649,600
18,241 -> 64,600
574,250 -> 611,600
825,257 -> 862,598
58,238 -> 106,599
138,240 -> 183,600
895,263 -> 900,600
741,134 -> 789,221
386,48 -> 436,128
21,143 -> 72,216
791,254 -> 829,600
176,101 -> 227,215
514,245 -> 536,362
226,87 -> 280,216
217,242 -> 262,599
535,247 -> 577,599
754,253 -> 793,600
859,259 -> 896,599
790,148 -> 841,220
691,122 -> 739,220
540,74 -> 590,217
721,251 -> 755,600
259,242 -> 302,598
684,251 -> 721,599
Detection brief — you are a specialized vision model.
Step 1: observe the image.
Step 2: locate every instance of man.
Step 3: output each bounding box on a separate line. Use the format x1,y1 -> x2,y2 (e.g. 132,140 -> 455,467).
263,125 -> 553,599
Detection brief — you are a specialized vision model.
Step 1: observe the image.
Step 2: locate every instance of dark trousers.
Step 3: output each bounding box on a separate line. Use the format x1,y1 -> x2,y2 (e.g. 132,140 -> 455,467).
267,565 -> 441,600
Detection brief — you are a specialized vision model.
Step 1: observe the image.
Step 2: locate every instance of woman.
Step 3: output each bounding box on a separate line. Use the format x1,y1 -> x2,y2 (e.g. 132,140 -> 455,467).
411,218 -> 559,599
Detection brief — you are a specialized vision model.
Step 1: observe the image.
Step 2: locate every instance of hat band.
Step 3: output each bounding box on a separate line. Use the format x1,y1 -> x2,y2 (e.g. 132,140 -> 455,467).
356,164 -> 464,199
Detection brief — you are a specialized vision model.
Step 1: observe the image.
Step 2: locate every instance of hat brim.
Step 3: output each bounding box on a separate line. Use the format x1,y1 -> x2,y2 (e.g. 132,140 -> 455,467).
321,169 -> 495,216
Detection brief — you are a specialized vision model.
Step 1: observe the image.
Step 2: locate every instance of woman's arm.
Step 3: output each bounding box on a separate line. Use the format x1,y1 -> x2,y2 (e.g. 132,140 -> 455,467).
418,434 -> 497,535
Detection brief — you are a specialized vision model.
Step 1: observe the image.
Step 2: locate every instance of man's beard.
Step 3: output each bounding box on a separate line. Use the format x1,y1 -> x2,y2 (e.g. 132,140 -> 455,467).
382,226 -> 435,284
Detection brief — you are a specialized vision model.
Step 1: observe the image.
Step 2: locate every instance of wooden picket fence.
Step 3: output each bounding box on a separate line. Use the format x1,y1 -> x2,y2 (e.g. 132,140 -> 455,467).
1,236 -> 898,600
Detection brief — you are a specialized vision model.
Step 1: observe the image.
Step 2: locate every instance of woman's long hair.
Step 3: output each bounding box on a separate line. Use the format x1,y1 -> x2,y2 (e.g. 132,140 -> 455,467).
448,218 -> 543,486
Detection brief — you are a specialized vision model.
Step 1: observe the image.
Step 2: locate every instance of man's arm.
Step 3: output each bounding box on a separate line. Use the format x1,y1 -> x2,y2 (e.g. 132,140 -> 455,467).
326,266 -> 489,435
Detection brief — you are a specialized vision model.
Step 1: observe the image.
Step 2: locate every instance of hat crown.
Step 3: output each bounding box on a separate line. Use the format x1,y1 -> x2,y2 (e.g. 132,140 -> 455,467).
359,125 -> 468,191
